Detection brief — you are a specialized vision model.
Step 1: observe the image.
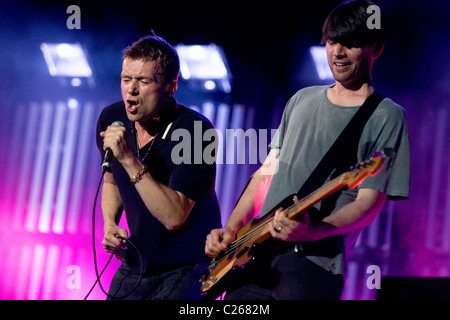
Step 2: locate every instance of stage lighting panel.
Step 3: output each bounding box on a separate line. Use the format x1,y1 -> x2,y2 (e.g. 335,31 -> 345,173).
309,46 -> 333,80
40,42 -> 93,78
176,44 -> 232,93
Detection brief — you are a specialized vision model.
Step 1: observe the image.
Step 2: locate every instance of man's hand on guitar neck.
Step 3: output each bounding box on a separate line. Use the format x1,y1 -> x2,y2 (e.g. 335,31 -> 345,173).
205,228 -> 236,258
270,188 -> 387,242
268,195 -> 317,243
269,202 -> 319,242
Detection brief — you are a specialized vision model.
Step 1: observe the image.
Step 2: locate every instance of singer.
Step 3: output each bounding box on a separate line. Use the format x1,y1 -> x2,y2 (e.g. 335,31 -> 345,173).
96,34 -> 221,299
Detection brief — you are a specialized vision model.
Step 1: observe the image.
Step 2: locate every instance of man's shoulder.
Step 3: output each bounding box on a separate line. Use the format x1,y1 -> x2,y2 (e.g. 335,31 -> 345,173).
97,101 -> 127,130
283,85 -> 329,113
176,104 -> 215,129
376,97 -> 408,119
99,101 -> 126,119
103,100 -> 126,113
292,85 -> 329,97
288,85 -> 329,104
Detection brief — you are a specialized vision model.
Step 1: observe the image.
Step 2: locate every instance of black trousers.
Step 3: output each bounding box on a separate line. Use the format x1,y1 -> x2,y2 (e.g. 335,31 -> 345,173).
107,261 -> 208,300
223,249 -> 344,300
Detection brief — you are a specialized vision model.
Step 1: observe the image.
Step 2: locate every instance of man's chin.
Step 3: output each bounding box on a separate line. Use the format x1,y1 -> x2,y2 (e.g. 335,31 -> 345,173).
126,112 -> 139,122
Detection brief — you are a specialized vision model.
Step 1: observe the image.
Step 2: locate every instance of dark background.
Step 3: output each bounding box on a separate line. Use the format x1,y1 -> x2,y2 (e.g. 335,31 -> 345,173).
2,0 -> 449,127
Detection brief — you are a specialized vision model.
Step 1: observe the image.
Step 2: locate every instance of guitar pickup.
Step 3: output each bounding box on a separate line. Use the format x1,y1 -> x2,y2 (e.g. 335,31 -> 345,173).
236,246 -> 249,258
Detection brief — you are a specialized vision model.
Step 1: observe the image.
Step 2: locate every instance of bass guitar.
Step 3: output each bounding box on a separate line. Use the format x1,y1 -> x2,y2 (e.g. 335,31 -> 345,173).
200,148 -> 394,299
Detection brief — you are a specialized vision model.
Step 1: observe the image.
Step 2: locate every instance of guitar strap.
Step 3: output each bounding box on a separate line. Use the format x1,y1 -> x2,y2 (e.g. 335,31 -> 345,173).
297,91 -> 384,201
274,91 -> 384,258
235,91 -> 383,219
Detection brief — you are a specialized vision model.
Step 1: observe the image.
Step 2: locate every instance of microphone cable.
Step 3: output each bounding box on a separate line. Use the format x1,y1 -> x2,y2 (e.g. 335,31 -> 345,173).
84,170 -> 143,300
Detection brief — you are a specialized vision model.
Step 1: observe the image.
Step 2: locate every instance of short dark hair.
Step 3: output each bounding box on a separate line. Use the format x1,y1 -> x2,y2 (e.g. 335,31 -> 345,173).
321,0 -> 387,48
122,35 -> 180,83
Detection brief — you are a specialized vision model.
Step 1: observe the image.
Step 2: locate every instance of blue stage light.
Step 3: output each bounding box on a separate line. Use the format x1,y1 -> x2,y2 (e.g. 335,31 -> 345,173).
176,44 -> 232,93
40,42 -> 93,78
309,46 -> 333,80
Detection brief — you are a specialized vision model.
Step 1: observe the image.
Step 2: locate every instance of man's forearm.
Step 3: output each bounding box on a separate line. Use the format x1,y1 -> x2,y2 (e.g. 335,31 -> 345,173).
225,168 -> 273,235
225,149 -> 278,235
101,173 -> 124,230
270,188 -> 387,243
120,155 -> 194,231
318,188 -> 387,238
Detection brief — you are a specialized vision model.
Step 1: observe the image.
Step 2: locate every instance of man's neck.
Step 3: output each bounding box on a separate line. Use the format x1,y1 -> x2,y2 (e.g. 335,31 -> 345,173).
134,99 -> 177,145
327,81 -> 375,107
135,120 -> 159,148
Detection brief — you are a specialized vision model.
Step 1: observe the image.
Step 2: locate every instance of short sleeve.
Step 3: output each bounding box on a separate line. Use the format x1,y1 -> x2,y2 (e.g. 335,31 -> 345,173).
269,93 -> 301,153
358,101 -> 410,200
167,117 -> 218,202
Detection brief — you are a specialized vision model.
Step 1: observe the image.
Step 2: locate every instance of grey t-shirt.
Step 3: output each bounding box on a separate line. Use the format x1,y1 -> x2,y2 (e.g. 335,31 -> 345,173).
260,85 -> 410,275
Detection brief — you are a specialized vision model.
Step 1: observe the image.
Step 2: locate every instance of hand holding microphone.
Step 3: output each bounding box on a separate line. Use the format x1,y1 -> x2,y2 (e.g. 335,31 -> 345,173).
101,121 -> 125,173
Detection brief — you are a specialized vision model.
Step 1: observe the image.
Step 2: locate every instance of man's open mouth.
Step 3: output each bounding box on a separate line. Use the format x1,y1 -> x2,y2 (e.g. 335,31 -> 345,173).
126,100 -> 139,113
334,62 -> 351,68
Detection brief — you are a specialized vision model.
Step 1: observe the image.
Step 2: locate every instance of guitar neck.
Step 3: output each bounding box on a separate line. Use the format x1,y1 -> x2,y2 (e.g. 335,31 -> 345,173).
235,174 -> 347,243
285,177 -> 345,220
202,151 -> 388,296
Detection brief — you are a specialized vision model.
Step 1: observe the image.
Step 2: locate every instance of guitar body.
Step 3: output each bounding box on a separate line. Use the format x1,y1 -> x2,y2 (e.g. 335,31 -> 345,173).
202,239 -> 289,300
200,149 -> 393,299
201,194 -> 296,299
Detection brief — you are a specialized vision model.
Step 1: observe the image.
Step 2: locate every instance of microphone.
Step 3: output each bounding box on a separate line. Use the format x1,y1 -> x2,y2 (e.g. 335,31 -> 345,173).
101,121 -> 124,173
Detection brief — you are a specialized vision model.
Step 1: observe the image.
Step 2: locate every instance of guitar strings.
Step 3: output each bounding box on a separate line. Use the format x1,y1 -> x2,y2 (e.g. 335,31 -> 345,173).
212,186 -> 323,265
212,172 -> 350,268
207,158 -> 378,282
219,160 -> 371,260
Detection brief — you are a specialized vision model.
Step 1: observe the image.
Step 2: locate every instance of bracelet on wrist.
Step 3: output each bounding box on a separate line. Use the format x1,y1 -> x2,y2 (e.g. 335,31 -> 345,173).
130,165 -> 147,184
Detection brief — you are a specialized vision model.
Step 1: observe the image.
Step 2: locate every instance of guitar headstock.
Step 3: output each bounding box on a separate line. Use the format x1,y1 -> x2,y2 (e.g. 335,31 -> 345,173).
340,148 -> 395,189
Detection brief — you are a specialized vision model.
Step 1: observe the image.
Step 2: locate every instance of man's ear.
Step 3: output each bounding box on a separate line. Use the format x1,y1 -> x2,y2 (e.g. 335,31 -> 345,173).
166,80 -> 178,98
372,41 -> 385,59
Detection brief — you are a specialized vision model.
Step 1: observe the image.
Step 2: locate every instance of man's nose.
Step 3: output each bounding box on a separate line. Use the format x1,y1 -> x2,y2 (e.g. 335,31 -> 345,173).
334,43 -> 346,57
127,80 -> 139,95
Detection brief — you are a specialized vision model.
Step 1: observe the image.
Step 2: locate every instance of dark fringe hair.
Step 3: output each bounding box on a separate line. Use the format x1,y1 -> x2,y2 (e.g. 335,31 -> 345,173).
321,0 -> 387,48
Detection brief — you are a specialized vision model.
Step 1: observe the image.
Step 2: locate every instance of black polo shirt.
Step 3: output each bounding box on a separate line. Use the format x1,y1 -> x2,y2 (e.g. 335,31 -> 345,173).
96,100 -> 221,272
